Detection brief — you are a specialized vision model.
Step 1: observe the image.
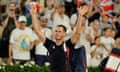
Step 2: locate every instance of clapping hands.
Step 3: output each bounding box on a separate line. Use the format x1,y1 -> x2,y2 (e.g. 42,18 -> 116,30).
78,5 -> 89,16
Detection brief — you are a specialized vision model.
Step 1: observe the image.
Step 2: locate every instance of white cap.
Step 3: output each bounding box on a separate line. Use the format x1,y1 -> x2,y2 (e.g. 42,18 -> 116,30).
18,16 -> 27,22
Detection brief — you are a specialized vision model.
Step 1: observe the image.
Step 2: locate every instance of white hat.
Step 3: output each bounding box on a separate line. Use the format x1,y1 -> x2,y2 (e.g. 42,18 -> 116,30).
18,16 -> 27,22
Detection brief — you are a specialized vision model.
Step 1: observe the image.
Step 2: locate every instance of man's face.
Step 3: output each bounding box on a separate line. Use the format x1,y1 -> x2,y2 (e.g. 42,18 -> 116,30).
40,18 -> 47,27
46,0 -> 53,7
54,27 -> 66,40
93,21 -> 100,30
102,15 -> 109,23
104,29 -> 112,37
58,6 -> 65,14
8,3 -> 16,12
19,21 -> 26,29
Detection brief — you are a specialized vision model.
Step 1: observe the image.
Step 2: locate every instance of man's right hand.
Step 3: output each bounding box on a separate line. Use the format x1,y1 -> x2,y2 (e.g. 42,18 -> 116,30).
30,5 -> 37,16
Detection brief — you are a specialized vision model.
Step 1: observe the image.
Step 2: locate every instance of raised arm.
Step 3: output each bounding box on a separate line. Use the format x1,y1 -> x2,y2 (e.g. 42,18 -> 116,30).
2,12 -> 18,29
30,5 -> 46,43
71,6 -> 89,44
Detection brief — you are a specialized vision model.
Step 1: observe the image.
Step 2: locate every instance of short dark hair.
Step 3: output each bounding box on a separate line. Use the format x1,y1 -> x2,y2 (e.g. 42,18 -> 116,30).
57,25 -> 67,32
80,3 -> 87,6
95,36 -> 100,41
103,27 -> 112,32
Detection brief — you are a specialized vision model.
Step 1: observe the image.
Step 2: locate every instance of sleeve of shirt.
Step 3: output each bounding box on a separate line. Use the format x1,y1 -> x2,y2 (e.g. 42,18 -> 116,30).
44,38 -> 55,52
66,39 -> 75,50
70,14 -> 77,25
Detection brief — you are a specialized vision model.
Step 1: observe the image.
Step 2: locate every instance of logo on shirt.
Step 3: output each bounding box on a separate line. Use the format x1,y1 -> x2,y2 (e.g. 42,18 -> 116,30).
18,35 -> 30,52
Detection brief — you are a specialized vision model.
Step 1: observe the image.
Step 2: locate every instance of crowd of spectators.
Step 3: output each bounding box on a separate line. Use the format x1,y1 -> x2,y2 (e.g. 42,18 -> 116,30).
0,0 -> 120,70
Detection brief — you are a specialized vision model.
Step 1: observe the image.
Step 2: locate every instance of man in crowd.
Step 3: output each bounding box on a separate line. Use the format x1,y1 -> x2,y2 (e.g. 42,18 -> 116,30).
9,16 -> 34,64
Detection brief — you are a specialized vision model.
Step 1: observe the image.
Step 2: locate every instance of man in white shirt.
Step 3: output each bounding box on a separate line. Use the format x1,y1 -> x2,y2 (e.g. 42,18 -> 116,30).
34,16 -> 52,66
9,16 -> 34,64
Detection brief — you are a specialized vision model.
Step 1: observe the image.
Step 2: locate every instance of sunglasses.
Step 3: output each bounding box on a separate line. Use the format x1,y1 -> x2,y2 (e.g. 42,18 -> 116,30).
19,21 -> 26,23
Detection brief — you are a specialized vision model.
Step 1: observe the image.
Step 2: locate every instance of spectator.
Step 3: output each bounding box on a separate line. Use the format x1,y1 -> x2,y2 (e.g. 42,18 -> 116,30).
70,3 -> 88,30
34,16 -> 52,66
0,1 -> 18,64
112,37 -> 120,48
52,4 -> 72,40
100,28 -> 115,57
100,37 -> 120,72
112,15 -> 120,38
30,5 -> 89,72
9,16 -> 34,64
86,20 -> 101,44
90,36 -> 106,67
110,29 -> 116,39
44,0 -> 54,29
64,0 -> 74,17
114,0 -> 120,15
100,14 -> 112,30
50,0 -> 61,22
87,2 -> 101,24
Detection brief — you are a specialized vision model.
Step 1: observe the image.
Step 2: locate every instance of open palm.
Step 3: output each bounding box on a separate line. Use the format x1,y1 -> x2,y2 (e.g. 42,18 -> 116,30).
79,6 -> 89,16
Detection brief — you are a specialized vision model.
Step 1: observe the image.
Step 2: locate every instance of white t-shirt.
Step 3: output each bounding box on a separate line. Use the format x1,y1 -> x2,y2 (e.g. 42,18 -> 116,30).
100,36 -> 115,56
86,26 -> 101,41
90,45 -> 105,67
70,13 -> 89,28
91,45 -> 105,58
10,27 -> 34,60
34,28 -> 52,55
45,8 -> 54,28
70,13 -> 77,25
